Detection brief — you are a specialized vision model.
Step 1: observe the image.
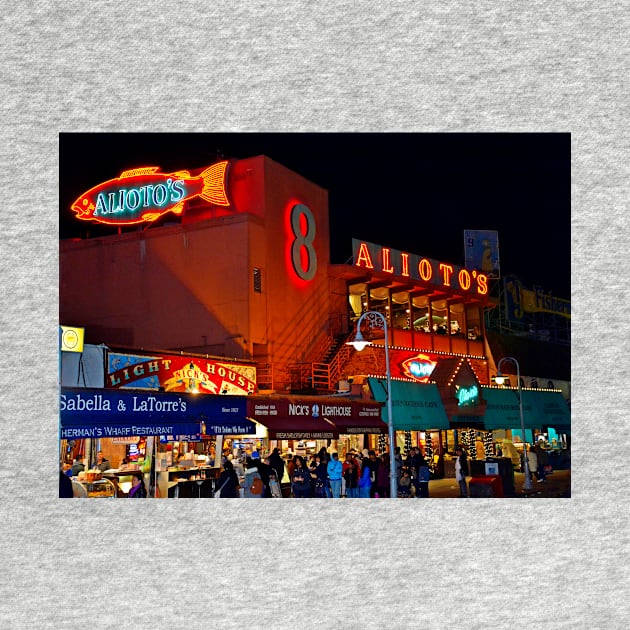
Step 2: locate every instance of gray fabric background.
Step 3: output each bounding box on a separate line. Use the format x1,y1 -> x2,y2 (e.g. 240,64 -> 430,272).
1,2 -> 627,628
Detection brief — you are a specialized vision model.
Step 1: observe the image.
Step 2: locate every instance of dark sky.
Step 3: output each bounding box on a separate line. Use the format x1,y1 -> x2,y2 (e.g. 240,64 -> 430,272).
59,132 -> 570,298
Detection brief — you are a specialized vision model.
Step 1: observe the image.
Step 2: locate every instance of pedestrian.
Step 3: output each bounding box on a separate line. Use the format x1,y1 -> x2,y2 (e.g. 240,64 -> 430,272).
214,460 -> 240,498
455,446 -> 469,497
534,441 -> 548,482
286,454 -> 295,481
358,462 -> 372,498
376,453 -> 390,498
416,456 -> 431,498
394,446 -> 403,486
343,455 -> 359,498
59,470 -> 74,498
253,452 -> 273,497
327,452 -> 343,498
314,456 -> 330,498
290,456 -> 312,498
363,450 -> 381,498
69,455 -> 85,477
269,447 -> 285,483
129,472 -> 148,498
524,444 -> 539,482
242,457 -> 264,498
409,447 -> 423,497
398,469 -> 412,497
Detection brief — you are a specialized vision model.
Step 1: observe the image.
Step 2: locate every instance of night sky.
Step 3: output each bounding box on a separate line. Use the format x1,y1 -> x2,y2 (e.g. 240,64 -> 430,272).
59,133 -> 570,298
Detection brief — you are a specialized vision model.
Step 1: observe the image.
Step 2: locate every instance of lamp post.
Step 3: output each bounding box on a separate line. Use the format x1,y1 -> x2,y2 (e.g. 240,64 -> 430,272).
347,311 -> 397,498
494,356 -> 533,491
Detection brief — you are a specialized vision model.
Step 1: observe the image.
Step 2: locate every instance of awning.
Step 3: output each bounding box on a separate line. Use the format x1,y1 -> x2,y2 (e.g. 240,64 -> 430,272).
60,387 -> 255,439
247,396 -> 339,439
367,378 -> 450,430
481,387 -> 570,431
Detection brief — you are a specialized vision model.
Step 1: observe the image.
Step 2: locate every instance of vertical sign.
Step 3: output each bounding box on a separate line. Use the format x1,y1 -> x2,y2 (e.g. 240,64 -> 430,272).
464,230 -> 500,279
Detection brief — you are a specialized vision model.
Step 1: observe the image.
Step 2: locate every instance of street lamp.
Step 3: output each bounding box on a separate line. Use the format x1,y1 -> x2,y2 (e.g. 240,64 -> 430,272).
494,356 -> 533,491
347,311 -> 397,498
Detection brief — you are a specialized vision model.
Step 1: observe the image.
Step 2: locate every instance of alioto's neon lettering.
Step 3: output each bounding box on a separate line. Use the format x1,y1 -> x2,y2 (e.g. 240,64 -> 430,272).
352,238 -> 489,297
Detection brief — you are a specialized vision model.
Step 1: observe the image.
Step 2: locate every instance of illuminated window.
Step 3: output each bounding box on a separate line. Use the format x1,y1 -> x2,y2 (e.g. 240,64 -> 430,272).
253,268 -> 262,293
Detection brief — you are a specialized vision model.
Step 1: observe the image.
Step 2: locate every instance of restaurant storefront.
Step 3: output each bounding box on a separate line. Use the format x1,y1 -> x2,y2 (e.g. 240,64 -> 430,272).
60,386 -> 256,497
60,151 -> 569,496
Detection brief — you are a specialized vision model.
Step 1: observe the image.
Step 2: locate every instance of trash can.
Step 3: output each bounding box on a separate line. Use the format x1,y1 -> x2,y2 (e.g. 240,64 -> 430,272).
469,475 -> 503,497
470,458 -> 514,497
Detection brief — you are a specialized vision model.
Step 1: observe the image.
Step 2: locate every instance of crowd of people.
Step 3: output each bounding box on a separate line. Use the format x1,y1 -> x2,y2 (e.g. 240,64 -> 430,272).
218,445 -> 453,499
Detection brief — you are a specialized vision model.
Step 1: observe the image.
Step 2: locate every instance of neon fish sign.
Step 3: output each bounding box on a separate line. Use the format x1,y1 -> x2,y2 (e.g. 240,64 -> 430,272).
71,161 -> 230,225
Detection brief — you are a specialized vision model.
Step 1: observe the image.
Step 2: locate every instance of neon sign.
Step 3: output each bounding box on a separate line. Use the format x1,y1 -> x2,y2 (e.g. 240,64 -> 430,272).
352,239 -> 489,296
71,161 -> 230,226
400,353 -> 438,383
456,384 -> 479,407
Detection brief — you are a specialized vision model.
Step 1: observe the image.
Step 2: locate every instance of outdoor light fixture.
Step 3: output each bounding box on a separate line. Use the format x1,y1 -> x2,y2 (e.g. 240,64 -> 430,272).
496,356 -> 533,491
347,311 -> 397,498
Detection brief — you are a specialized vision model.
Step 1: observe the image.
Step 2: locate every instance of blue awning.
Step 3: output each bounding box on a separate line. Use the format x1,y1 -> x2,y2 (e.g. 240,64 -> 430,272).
481,387 -> 570,431
367,378 -> 450,430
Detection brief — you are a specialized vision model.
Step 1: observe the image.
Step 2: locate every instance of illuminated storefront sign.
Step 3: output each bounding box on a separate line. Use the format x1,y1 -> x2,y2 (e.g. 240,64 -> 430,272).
246,397 -> 384,437
400,353 -> 438,382
352,239 -> 489,296
71,161 -> 230,225
107,352 -> 256,395
59,387 -> 254,438
456,384 -> 479,407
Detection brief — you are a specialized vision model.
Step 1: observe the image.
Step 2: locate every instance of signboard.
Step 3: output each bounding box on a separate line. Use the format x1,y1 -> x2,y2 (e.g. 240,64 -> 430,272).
71,161 -> 230,226
464,229 -> 500,279
504,276 -> 571,321
246,397 -> 384,438
352,239 -> 489,297
399,352 -> 438,383
107,352 -> 256,395
60,326 -> 85,353
59,387 -> 255,439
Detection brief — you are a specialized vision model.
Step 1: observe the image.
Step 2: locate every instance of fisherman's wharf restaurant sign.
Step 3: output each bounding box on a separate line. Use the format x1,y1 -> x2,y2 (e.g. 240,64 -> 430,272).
71,161 -> 230,226
59,387 -> 255,439
353,239 -> 489,297
107,352 -> 256,396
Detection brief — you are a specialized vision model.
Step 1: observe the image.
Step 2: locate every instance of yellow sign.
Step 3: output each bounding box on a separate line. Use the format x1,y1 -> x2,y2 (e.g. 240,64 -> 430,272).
60,326 -> 85,353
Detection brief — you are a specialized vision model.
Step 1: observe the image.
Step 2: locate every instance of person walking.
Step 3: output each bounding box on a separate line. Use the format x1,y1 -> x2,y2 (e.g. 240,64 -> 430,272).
524,444 -> 539,482
290,456 -> 312,498
394,446 -> 403,487
327,452 -> 343,498
416,456 -> 431,498
375,453 -> 390,498
363,450 -> 381,498
534,441 -> 548,482
408,447 -> 423,498
242,457 -> 264,498
343,455 -> 359,498
358,462 -> 372,498
214,460 -> 240,498
455,446 -> 469,498
314,456 -> 330,498
269,448 -> 285,484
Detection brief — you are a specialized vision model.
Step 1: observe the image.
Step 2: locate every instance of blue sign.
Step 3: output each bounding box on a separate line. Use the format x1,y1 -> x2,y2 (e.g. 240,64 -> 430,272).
59,387 -> 255,438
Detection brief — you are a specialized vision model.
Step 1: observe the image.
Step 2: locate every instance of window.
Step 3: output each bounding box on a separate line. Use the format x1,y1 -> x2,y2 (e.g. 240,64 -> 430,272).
253,268 -> 262,293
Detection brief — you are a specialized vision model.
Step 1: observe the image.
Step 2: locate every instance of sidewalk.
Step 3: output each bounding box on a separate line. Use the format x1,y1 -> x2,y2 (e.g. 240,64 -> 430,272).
421,469 -> 571,498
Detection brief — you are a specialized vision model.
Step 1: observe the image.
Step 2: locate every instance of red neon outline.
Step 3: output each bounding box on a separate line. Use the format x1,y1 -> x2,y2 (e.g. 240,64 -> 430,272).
400,353 -> 438,383
284,198 -> 314,289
